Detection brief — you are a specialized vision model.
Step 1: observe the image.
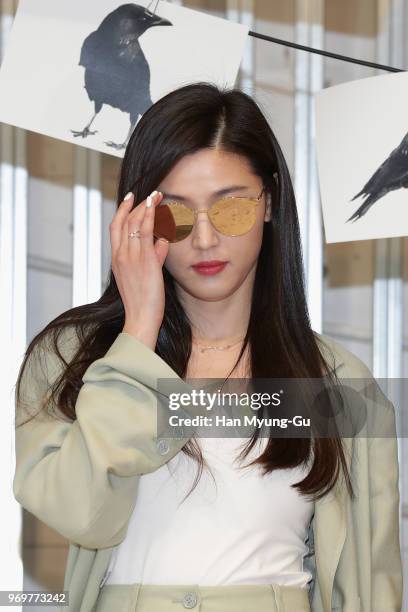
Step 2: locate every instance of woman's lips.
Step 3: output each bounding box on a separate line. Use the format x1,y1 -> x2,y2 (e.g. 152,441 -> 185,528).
192,262 -> 228,275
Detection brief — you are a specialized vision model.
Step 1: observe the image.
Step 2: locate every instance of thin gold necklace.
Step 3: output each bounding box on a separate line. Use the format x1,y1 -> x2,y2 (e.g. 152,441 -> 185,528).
192,335 -> 246,353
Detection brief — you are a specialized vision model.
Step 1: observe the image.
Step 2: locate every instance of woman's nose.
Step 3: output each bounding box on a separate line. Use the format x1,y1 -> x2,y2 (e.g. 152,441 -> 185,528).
190,210 -> 219,249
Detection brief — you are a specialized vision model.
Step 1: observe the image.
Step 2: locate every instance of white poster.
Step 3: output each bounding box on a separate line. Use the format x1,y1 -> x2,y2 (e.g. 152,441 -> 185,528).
0,0 -> 249,157
315,71 -> 408,243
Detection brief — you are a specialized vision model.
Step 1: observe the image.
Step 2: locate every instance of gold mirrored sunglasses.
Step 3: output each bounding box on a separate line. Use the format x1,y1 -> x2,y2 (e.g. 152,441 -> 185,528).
153,187 -> 266,244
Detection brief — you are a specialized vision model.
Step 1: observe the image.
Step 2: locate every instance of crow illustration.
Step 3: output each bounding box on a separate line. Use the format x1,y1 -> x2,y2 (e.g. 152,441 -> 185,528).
71,4 -> 172,150
346,131 -> 408,223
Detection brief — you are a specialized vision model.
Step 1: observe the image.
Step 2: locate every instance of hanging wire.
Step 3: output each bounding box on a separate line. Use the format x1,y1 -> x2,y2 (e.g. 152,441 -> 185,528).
145,1 -> 405,74
248,30 -> 405,73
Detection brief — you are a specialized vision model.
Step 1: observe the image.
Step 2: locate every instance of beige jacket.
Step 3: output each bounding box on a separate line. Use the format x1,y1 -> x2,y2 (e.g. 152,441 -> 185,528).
13,328 -> 403,611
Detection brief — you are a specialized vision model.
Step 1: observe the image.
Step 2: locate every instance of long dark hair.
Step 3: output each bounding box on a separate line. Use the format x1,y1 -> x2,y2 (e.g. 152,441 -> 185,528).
15,82 -> 353,503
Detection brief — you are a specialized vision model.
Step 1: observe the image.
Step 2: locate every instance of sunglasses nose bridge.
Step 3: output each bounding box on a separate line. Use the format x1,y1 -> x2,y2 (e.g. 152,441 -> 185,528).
191,207 -> 218,232
192,208 -> 211,216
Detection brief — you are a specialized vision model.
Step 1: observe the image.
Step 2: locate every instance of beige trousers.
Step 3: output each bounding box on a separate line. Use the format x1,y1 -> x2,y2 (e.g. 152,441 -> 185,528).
95,582 -> 311,611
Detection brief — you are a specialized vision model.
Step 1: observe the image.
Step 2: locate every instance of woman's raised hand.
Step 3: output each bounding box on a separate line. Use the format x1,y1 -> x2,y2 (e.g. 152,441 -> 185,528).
110,190 -> 169,350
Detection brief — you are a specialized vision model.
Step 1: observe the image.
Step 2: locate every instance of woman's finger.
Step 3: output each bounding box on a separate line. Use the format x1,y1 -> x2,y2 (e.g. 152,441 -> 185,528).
126,193 -> 151,225
154,237 -> 169,267
134,191 -> 162,256
128,191 -> 156,259
117,218 -> 131,263
110,192 -> 134,259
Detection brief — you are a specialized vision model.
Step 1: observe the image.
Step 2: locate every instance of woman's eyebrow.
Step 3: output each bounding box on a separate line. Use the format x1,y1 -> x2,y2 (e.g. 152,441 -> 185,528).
160,185 -> 249,201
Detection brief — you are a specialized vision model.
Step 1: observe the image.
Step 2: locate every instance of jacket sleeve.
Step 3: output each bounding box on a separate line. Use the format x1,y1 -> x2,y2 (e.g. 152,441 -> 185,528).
13,330 -> 195,550
369,400 -> 403,610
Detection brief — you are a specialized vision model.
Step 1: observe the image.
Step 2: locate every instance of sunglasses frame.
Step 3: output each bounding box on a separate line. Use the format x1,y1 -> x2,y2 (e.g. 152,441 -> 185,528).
153,186 -> 266,242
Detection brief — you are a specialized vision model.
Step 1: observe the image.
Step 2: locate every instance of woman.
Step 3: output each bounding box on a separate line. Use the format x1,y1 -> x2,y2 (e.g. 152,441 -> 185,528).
13,83 -> 402,612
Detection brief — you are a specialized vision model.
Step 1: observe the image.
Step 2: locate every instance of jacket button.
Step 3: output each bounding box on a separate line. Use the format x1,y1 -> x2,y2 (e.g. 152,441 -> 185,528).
182,591 -> 198,608
157,439 -> 170,455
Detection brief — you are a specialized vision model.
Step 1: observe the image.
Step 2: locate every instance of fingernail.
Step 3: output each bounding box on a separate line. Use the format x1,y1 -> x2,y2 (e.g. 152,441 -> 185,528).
124,192 -> 133,201
151,190 -> 158,197
146,196 -> 152,208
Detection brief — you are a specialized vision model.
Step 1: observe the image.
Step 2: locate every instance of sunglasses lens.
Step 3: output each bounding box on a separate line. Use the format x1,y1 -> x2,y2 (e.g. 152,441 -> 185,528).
210,198 -> 257,236
153,203 -> 194,243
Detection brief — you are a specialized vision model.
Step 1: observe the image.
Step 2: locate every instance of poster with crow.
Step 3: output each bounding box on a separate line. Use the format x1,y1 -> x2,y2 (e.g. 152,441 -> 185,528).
0,0 -> 249,157
315,71 -> 408,243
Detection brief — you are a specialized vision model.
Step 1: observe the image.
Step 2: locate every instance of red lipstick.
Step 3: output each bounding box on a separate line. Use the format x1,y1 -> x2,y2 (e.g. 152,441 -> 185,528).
192,260 -> 228,276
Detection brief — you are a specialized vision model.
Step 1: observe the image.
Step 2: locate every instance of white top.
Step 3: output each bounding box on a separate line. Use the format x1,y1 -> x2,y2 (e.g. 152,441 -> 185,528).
105,435 -> 315,587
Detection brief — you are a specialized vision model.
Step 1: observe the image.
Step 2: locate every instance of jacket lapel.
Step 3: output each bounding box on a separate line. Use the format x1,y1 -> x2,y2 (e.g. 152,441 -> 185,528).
312,433 -> 352,611
310,336 -> 352,610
